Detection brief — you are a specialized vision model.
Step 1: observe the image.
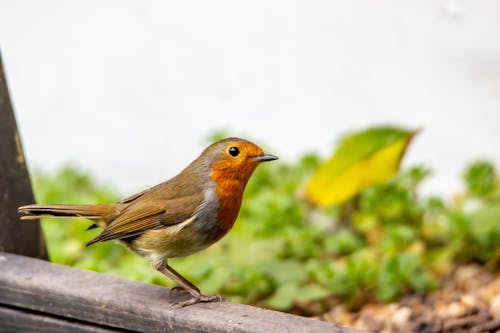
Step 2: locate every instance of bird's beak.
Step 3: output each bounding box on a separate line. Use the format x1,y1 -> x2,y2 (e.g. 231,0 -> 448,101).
250,154 -> 279,162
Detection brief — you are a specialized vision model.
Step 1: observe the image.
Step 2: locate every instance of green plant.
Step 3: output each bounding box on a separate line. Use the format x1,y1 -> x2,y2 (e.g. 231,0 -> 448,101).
33,138 -> 500,314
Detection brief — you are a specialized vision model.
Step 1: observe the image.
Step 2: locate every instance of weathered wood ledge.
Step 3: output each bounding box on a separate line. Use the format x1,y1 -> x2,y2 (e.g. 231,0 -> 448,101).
0,252 -> 366,333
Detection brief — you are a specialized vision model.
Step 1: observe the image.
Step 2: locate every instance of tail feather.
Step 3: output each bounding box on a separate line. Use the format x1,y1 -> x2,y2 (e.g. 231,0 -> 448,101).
18,204 -> 113,221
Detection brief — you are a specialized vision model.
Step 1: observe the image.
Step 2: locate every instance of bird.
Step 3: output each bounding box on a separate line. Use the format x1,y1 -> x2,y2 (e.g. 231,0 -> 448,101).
19,137 -> 278,306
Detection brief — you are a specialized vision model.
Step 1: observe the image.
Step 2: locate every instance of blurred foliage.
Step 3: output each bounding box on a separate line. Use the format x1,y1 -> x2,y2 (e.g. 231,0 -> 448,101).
33,131 -> 500,314
463,160 -> 497,197
306,126 -> 417,206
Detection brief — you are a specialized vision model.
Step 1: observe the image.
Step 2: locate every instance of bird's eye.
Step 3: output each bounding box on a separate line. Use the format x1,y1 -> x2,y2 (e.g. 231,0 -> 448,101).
228,146 -> 240,157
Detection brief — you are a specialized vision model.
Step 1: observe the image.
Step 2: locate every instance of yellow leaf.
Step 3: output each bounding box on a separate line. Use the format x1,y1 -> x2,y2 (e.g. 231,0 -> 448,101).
306,126 -> 417,206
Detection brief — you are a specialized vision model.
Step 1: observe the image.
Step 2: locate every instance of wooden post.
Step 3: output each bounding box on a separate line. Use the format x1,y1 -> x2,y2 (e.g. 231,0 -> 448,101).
0,52 -> 48,259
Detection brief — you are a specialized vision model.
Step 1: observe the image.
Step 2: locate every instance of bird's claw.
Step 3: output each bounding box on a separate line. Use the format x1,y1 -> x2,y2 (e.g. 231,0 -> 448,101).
170,286 -> 189,293
170,294 -> 224,307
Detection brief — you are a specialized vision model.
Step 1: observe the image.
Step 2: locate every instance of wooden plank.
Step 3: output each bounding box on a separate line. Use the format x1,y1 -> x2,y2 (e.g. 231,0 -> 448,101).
0,306 -> 126,333
0,252 -> 364,333
0,52 -> 47,259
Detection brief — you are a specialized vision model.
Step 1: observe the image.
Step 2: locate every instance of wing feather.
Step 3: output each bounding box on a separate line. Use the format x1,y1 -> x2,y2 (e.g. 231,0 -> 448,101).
87,191 -> 206,246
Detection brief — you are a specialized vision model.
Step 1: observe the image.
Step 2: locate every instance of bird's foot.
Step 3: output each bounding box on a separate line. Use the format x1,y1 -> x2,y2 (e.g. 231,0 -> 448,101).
170,285 -> 201,295
170,286 -> 187,293
180,294 -> 223,307
172,294 -> 223,307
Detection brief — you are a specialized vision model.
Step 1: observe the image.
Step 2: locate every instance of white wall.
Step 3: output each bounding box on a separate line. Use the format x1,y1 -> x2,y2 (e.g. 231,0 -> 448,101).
1,0 -> 499,197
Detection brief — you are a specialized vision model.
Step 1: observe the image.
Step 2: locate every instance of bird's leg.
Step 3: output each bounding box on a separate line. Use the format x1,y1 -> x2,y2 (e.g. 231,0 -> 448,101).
163,263 -> 201,294
155,260 -> 222,307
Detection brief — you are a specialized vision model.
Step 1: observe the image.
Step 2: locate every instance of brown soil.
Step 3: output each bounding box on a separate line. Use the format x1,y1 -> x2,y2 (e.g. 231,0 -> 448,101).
312,264 -> 500,332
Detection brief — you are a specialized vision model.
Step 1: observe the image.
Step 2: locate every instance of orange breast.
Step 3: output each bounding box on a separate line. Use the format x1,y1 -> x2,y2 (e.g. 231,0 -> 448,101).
210,153 -> 259,241
211,172 -> 245,241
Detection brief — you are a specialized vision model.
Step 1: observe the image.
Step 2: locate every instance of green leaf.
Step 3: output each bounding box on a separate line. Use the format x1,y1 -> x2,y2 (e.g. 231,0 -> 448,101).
463,160 -> 496,197
324,229 -> 364,255
297,284 -> 330,301
470,203 -> 500,247
265,282 -> 300,310
306,126 -> 418,206
258,260 -> 308,285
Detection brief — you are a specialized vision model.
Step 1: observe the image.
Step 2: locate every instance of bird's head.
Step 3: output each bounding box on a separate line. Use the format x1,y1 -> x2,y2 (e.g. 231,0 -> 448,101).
201,137 -> 278,185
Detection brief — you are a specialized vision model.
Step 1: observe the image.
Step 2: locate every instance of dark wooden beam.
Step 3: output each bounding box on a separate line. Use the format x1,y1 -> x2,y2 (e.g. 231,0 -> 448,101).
0,252 -> 364,333
0,52 -> 47,259
0,306 -> 122,333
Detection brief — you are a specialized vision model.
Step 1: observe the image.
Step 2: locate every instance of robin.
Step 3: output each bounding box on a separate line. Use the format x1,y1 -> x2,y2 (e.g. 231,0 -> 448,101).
19,137 -> 278,306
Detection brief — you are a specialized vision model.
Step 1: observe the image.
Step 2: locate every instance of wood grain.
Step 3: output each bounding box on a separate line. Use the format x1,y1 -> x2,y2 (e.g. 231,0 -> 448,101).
0,306 -> 124,333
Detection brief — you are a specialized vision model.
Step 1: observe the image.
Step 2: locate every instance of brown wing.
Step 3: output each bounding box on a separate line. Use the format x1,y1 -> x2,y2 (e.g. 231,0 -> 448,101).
86,192 -> 205,246
119,188 -> 148,204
